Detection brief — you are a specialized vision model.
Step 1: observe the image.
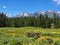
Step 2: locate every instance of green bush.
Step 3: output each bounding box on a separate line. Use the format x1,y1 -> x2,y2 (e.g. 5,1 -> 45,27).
38,38 -> 53,45
46,38 -> 53,44
54,41 -> 60,45
41,32 -> 52,36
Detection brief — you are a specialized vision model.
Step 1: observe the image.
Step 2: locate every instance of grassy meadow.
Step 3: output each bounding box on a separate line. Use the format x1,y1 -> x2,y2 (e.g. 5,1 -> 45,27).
0,27 -> 60,45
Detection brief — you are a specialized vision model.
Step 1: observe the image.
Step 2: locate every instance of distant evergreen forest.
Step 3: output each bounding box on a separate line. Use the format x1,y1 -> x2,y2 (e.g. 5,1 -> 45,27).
0,12 -> 60,28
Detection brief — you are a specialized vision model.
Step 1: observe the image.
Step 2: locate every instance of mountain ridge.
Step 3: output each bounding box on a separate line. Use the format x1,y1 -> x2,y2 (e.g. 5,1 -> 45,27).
1,10 -> 60,18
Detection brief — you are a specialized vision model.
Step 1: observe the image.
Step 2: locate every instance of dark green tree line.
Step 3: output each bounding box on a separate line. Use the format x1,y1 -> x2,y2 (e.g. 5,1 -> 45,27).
0,12 -> 60,28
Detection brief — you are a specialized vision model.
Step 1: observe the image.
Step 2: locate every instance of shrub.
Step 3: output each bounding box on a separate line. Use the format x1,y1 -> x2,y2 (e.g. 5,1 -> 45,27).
41,32 -> 52,36
16,42 -> 22,45
3,41 -> 8,44
46,38 -> 53,44
39,38 -> 53,45
54,41 -> 60,45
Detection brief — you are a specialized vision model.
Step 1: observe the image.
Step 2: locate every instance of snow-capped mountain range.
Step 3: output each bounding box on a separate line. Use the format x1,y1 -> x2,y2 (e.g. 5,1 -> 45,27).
5,10 -> 60,18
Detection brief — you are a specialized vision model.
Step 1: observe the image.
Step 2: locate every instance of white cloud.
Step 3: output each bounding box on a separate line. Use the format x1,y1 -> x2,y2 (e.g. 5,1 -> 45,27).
57,11 -> 60,13
3,6 -> 7,9
53,0 -> 60,5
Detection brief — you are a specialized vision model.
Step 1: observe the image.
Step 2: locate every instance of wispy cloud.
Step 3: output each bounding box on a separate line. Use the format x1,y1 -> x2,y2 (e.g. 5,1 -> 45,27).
53,0 -> 60,5
3,6 -> 7,9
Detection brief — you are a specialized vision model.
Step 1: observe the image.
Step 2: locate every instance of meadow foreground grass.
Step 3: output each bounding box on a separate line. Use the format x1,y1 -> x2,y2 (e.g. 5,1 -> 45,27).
0,27 -> 60,45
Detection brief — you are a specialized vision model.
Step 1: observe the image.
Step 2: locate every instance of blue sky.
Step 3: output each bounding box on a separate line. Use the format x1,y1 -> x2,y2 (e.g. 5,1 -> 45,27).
0,0 -> 60,15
